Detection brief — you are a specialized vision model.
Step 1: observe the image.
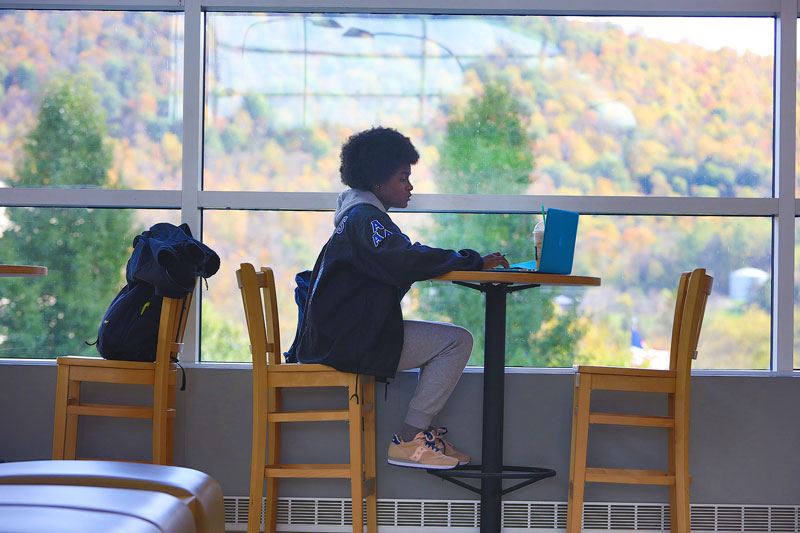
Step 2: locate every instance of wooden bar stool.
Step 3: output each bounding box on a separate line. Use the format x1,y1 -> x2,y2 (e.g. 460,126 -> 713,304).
236,263 -> 377,533
567,268 -> 713,533
52,290 -> 193,465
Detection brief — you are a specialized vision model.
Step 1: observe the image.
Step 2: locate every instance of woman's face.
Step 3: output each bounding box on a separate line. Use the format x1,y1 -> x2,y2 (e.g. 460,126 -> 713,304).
374,165 -> 413,209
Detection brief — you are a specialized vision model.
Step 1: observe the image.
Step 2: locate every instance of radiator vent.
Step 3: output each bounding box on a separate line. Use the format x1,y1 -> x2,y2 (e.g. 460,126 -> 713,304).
223,497 -> 800,532
582,503 -> 669,530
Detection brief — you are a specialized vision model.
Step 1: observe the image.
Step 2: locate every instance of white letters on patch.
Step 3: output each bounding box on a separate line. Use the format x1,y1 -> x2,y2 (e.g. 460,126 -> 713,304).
371,219 -> 393,247
335,215 -> 348,234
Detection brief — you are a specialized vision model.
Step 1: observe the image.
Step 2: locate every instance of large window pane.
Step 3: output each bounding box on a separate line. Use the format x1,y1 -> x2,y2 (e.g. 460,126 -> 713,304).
201,210 -> 330,362
0,208 -> 181,358
568,215 -> 771,371
0,10 -> 184,190
205,14 -> 773,197
203,210 -> 771,369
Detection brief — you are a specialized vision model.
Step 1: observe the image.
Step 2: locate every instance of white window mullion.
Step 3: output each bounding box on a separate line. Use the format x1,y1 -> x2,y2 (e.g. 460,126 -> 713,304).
0,188 -> 180,208
196,192 -> 777,216
182,0 -> 204,363
773,0 -> 796,372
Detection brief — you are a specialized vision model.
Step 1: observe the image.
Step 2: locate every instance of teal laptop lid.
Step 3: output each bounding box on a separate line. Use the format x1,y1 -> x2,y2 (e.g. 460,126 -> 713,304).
494,208 -> 579,274
534,208 -> 579,274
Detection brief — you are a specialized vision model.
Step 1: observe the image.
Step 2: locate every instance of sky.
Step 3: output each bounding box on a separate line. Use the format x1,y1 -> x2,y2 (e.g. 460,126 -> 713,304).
572,16 -> 776,57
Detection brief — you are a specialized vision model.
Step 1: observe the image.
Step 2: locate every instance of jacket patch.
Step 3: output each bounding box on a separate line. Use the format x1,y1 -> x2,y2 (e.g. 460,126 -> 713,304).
371,219 -> 393,247
335,215 -> 347,234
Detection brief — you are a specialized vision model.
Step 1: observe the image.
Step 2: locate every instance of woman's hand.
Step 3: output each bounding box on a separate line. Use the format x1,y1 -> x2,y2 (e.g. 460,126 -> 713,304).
481,252 -> 510,269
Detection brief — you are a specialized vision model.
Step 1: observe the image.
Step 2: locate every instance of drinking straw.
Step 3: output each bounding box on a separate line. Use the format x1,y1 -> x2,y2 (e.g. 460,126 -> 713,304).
541,205 -> 546,228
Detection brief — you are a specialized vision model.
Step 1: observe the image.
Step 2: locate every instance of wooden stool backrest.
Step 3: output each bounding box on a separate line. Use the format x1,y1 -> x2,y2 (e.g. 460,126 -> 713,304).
157,291 -> 193,367
237,263 -> 282,375
669,268 -> 714,386
667,272 -> 691,372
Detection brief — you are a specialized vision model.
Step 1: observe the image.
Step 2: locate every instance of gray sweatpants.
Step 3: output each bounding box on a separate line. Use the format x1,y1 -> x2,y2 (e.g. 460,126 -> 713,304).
395,320 -> 473,430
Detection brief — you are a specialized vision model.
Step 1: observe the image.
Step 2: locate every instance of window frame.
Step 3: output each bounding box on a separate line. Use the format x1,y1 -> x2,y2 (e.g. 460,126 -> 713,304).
0,0 -> 796,373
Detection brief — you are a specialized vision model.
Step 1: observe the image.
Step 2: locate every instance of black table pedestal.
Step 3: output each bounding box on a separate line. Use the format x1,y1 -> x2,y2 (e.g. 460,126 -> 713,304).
428,281 -> 555,532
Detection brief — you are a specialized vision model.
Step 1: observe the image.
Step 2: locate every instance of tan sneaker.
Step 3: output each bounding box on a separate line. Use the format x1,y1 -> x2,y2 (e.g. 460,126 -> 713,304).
387,431 -> 458,470
429,427 -> 470,465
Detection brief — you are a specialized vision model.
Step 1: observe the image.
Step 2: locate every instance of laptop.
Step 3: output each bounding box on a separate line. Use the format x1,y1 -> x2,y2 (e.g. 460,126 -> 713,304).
492,208 -> 579,275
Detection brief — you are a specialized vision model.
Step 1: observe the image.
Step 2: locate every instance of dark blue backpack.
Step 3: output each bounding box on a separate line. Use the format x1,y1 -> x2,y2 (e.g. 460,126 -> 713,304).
93,222 -> 219,364
283,270 -> 312,363
96,282 -> 164,362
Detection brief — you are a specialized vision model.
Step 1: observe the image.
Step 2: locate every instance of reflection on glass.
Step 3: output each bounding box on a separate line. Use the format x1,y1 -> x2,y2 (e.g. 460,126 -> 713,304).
0,209 -> 180,358
201,210 -> 331,362
205,13 -> 773,196
202,209 -> 771,370
0,10 -> 184,190
567,215 -> 772,371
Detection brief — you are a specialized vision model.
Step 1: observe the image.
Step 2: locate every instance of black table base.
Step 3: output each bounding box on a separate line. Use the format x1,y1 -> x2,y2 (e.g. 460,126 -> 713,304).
427,464 -> 556,496
427,280 -> 556,532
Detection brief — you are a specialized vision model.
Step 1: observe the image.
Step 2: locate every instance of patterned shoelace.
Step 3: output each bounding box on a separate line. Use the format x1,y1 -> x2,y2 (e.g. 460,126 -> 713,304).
429,427 -> 450,453
421,431 -> 443,452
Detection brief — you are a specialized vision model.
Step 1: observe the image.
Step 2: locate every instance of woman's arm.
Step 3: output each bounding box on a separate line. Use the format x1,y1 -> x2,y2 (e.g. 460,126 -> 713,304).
345,206 -> 501,285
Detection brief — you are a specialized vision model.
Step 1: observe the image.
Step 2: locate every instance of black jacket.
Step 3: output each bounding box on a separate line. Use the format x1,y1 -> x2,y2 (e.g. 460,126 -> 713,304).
127,222 -> 220,297
294,200 -> 482,378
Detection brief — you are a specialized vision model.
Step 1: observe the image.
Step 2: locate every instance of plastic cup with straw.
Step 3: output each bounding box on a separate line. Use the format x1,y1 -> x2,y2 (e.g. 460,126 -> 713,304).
533,205 -> 546,263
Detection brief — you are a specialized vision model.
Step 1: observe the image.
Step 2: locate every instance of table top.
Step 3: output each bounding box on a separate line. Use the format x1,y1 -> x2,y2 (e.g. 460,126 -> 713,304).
0,264 -> 48,277
434,270 -> 601,287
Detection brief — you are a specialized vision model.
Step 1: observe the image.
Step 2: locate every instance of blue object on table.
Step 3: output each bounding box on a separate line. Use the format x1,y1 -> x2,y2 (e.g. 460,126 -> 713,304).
525,207 -> 578,274
493,208 -> 579,274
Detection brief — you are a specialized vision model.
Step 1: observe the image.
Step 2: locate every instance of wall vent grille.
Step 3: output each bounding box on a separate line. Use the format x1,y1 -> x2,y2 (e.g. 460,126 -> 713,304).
223,497 -> 800,532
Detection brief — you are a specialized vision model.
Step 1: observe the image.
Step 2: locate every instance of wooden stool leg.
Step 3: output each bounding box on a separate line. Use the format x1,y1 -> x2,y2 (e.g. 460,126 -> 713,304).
672,397 -> 691,533
153,390 -> 168,466
668,393 -> 678,531
362,378 -> 377,533
166,380 -> 176,466
248,384 -> 269,533
52,363 -> 70,460
348,378 -> 365,533
567,372 -> 592,533
263,388 -> 282,533
63,378 -> 81,460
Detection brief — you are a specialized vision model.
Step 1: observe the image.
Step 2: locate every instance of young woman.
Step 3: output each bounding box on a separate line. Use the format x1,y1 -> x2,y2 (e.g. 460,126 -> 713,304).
294,127 -> 509,469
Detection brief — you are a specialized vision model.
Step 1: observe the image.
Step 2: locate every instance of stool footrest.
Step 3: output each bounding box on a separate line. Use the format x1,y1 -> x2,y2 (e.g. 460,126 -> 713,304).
589,412 -> 675,428
265,464 -> 351,478
67,401 -> 175,419
585,467 -> 675,485
267,409 -> 349,422
427,465 -> 556,496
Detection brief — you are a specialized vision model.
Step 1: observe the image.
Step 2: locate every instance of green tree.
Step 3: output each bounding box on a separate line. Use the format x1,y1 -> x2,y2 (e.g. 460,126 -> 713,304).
201,304 -> 250,362
416,83 -> 585,366
0,79 -> 140,358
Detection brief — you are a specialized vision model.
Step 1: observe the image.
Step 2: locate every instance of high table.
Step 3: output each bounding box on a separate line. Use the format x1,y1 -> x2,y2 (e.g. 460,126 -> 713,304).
427,270 -> 601,533
0,264 -> 48,277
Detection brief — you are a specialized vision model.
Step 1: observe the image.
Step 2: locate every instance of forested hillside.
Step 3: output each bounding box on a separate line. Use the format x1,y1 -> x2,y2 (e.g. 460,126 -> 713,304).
0,11 -> 783,368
